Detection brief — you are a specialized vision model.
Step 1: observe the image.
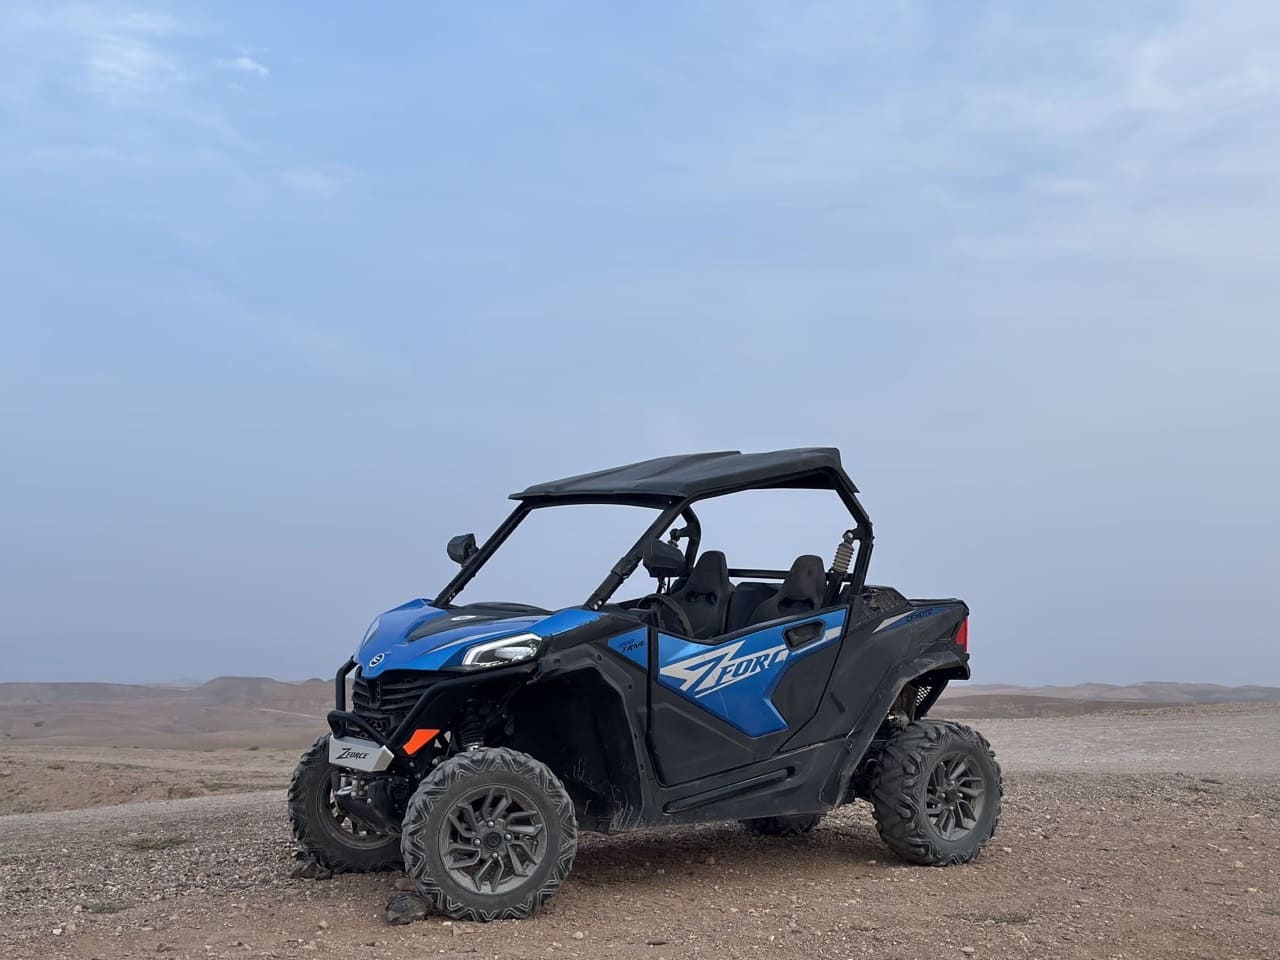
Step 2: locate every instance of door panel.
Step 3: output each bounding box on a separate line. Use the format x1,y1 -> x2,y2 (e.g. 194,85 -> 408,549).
648,608 -> 847,783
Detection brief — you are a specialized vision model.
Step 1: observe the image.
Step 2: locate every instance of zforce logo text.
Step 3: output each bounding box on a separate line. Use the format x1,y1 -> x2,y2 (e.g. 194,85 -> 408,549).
336,747 -> 369,760
660,641 -> 788,697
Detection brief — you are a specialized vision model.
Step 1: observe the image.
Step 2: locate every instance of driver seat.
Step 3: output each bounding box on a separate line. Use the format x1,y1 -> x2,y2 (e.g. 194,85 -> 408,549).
668,550 -> 730,639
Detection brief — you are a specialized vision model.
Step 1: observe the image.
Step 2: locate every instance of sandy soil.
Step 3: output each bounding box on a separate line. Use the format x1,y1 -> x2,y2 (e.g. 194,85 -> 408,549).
5,704 -> 1274,815
0,745 -> 307,815
1,705 -> 1277,960
936,702 -> 1280,774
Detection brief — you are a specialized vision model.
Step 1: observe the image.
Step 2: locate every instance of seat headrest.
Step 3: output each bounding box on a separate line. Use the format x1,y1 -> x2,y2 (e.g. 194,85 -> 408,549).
778,555 -> 826,602
741,554 -> 827,628
682,550 -> 728,600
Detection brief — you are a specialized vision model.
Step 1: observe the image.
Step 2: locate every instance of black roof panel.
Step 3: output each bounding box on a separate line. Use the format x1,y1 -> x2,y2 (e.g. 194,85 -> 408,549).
513,448 -> 853,503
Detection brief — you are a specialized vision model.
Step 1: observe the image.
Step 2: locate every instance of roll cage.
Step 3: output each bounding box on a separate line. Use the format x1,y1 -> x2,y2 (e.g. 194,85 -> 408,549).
433,449 -> 875,612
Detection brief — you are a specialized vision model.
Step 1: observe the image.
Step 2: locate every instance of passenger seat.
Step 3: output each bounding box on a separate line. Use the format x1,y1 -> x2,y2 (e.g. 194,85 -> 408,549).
744,555 -> 826,626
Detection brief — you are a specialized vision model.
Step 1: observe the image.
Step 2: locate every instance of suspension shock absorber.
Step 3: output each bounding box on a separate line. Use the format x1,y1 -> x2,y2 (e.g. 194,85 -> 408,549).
457,703 -> 485,751
829,529 -> 856,578
826,529 -> 856,602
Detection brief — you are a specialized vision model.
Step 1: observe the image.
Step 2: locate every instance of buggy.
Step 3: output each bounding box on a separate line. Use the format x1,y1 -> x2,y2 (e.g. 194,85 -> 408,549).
289,449 -> 1001,920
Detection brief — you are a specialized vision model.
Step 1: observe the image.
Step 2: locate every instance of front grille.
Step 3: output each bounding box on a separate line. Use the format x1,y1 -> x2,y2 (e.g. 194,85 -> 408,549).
351,669 -> 438,734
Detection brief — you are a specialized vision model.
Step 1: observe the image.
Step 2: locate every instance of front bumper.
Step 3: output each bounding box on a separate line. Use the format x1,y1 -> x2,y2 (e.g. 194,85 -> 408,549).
328,658 -> 537,755
328,735 -> 395,773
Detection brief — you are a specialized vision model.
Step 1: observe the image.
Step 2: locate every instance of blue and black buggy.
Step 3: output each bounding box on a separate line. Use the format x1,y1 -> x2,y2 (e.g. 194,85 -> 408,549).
289,449 -> 1001,920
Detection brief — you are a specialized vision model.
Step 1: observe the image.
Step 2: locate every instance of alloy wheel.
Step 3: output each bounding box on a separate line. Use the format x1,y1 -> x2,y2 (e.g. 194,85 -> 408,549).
438,784 -> 547,893
924,750 -> 986,841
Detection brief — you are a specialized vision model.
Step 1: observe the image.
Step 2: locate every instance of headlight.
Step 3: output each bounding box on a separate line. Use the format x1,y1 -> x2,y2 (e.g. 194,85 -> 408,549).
361,616 -> 381,645
460,632 -> 542,668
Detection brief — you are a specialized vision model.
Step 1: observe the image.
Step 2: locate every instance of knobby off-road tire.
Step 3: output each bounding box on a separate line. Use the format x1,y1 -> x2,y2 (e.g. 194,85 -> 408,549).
870,720 -> 1002,866
287,735 -> 403,873
739,813 -> 823,837
400,747 -> 577,921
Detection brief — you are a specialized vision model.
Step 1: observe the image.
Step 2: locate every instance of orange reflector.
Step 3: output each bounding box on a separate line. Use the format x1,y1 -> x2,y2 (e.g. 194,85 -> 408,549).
403,728 -> 440,755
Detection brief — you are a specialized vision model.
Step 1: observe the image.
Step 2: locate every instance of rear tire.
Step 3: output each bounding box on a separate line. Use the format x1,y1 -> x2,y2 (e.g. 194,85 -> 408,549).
401,747 -> 577,921
287,735 -> 403,873
869,720 -> 1001,866
739,813 -> 823,837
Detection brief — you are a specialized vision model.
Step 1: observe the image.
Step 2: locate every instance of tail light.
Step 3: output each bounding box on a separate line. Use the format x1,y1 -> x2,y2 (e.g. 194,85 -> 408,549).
954,617 -> 969,653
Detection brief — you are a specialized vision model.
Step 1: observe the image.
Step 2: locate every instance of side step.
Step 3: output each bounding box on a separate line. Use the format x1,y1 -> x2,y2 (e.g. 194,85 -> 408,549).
664,768 -> 792,814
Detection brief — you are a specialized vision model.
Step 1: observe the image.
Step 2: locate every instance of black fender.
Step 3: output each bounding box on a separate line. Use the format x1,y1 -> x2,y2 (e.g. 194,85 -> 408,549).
820,648 -> 968,807
777,599 -> 969,807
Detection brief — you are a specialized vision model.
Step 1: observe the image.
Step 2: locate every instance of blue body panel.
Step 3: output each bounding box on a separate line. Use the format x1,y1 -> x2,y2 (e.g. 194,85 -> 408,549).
356,595 -> 849,740
654,610 -> 847,737
606,628 -> 649,668
356,601 -> 600,676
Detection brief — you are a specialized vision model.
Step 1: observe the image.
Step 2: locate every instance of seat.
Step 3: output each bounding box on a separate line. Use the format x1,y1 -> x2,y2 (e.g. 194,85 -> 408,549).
666,550 -> 730,639
725,582 -> 778,632
745,555 -> 827,626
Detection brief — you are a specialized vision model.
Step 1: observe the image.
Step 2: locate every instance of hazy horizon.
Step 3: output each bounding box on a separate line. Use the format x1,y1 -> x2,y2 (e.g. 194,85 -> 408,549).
3,3 -> 1278,686
7,675 -> 1280,692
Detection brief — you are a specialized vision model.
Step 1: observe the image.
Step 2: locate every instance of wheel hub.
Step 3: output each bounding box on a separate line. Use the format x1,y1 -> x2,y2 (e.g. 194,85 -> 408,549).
439,786 -> 546,894
925,752 -> 986,842
323,774 -> 394,849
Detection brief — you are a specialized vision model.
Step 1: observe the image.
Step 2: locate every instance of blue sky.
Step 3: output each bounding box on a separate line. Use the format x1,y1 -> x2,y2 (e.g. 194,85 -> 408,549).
1,2 -> 1277,684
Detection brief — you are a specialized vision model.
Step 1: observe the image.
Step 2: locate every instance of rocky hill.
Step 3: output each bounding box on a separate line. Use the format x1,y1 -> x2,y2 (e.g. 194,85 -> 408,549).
0,676 -> 332,749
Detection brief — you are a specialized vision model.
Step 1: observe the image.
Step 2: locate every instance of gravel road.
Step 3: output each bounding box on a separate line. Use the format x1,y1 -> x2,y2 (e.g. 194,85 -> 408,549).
1,706 -> 1277,960
957,703 -> 1280,774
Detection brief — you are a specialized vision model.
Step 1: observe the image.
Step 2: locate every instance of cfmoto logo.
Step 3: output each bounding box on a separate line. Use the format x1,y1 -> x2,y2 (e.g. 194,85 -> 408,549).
660,641 -> 789,698
368,653 -> 385,667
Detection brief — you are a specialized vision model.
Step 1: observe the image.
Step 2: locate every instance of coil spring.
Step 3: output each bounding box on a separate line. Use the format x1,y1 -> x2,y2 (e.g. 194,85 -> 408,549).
458,706 -> 485,751
829,530 -> 856,576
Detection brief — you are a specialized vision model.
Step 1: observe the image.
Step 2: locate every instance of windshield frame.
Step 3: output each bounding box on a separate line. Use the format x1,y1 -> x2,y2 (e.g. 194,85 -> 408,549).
433,477 -> 875,611
433,499 -> 685,611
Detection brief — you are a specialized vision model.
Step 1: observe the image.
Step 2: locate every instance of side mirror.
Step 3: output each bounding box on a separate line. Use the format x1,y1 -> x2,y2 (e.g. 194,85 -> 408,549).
642,540 -> 686,580
447,533 -> 478,565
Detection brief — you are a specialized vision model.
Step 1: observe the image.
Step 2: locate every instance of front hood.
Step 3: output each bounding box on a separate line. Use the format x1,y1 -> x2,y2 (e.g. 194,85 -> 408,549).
355,599 -> 599,676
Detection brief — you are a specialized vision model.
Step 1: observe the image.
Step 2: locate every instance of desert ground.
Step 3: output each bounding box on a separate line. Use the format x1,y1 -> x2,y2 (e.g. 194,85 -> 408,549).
0,683 -> 1276,960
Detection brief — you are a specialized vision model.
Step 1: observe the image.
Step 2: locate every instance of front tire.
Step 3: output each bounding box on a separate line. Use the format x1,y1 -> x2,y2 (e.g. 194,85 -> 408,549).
287,735 -> 403,873
869,720 -> 1002,866
401,747 -> 577,921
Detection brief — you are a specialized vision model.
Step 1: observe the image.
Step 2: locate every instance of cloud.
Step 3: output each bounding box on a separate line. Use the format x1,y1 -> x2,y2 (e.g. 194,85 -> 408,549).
48,6 -> 186,101
155,281 -> 402,376
220,54 -> 268,77
282,169 -> 338,197
1025,177 -> 1097,198
651,1 -> 1280,282
0,5 -> 199,111
1119,7 -> 1280,116
1,3 -> 287,171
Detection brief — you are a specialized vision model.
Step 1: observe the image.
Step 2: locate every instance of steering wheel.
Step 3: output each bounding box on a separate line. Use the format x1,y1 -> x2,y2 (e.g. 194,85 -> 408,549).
639,593 -> 694,638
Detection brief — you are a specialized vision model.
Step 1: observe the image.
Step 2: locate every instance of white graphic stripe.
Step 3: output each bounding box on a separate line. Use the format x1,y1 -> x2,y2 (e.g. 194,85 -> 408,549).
872,611 -> 913,633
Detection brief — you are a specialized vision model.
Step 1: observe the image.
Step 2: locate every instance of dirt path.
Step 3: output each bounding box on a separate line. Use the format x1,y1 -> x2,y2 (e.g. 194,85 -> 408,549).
0,746 -> 305,815
952,703 -> 1280,774
1,707 -> 1277,959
